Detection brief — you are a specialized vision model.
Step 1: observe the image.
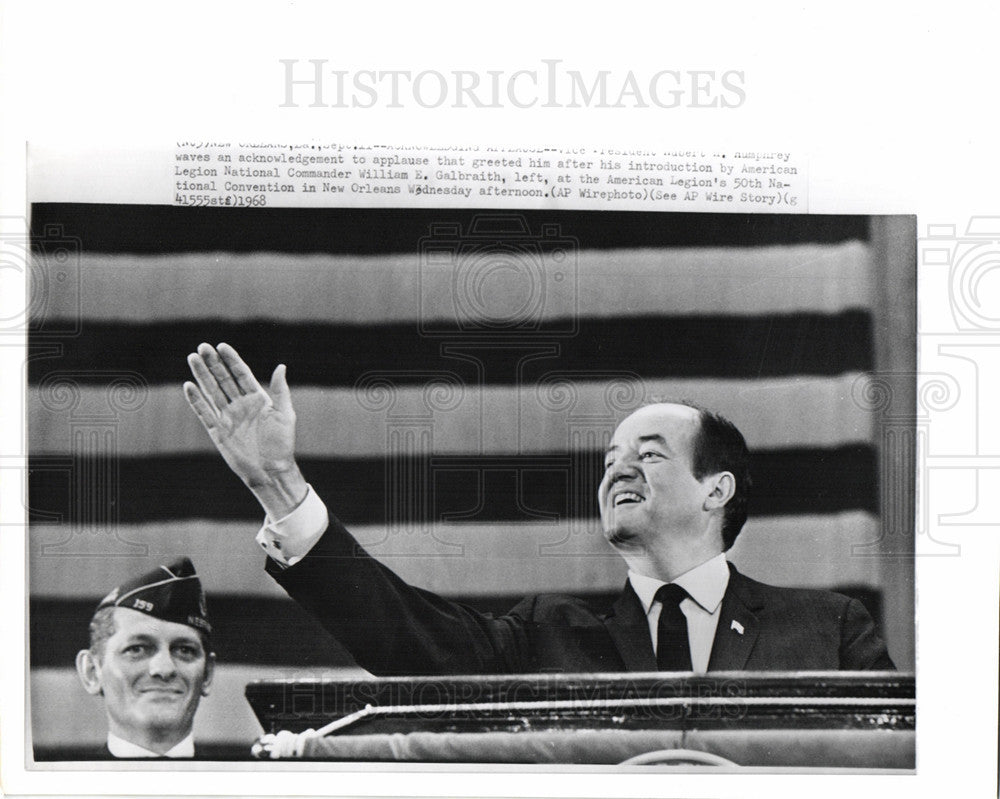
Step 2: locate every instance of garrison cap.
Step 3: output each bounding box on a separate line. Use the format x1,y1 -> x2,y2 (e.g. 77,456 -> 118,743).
97,557 -> 211,636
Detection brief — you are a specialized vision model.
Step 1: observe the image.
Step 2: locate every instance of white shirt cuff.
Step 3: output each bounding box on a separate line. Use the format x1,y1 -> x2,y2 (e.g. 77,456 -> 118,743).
255,485 -> 329,567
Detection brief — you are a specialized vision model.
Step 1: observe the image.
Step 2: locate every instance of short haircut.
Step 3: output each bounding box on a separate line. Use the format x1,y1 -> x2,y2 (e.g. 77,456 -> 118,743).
88,606 -> 118,660
646,398 -> 752,550
87,606 -> 212,661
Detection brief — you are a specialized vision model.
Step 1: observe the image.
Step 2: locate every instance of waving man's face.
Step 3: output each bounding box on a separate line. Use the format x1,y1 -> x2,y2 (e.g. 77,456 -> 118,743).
599,403 -> 713,551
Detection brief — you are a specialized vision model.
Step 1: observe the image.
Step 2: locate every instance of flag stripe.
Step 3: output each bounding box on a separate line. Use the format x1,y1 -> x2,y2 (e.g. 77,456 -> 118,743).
31,204 -> 871,255
28,513 -> 882,599
26,313 -> 873,386
29,374 -> 875,457
28,446 -> 877,526
39,243 -> 873,324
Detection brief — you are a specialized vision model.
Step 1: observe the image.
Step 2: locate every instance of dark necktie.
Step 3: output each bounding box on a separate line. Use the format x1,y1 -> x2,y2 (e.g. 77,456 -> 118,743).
655,583 -> 692,671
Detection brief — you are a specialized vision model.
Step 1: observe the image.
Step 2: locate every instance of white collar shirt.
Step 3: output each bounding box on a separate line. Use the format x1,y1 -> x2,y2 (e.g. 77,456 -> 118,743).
107,731 -> 195,759
628,553 -> 730,673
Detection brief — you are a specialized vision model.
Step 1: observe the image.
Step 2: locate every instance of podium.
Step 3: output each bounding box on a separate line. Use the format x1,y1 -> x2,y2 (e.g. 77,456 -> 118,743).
245,672 -> 914,767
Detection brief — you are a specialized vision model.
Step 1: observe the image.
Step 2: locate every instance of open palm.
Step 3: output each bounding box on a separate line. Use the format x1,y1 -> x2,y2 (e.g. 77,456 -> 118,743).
183,343 -> 297,489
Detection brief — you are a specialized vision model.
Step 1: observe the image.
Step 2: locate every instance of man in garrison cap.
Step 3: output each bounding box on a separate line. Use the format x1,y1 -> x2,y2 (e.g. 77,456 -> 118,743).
74,558 -> 215,758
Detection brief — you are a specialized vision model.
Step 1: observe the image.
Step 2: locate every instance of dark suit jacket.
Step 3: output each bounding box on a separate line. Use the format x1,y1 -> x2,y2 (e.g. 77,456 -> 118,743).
268,516 -> 894,675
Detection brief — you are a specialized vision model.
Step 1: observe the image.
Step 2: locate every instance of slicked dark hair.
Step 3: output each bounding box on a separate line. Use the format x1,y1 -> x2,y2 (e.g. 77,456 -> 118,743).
645,398 -> 752,550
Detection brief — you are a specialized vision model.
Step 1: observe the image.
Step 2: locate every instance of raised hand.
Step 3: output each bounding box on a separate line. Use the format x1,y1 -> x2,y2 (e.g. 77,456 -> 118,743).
184,342 -> 306,517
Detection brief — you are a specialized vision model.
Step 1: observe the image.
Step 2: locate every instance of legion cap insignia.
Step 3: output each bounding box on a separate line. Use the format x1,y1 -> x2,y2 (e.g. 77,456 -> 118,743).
96,557 -> 211,636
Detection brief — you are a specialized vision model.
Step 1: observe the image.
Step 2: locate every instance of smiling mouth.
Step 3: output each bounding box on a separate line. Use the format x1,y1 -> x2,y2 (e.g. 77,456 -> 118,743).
613,492 -> 645,506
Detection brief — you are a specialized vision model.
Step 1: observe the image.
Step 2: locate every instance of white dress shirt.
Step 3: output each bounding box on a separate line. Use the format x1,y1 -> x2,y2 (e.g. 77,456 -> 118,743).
627,553 -> 730,673
107,731 -> 195,758
255,485 -> 329,567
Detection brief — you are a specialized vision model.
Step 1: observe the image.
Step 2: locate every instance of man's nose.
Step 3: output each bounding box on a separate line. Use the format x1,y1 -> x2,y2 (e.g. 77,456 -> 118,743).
605,456 -> 640,483
147,647 -> 177,679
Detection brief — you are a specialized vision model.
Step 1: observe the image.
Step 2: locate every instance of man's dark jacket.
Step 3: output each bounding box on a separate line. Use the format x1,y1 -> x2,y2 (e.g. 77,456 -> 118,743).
268,516 -> 895,675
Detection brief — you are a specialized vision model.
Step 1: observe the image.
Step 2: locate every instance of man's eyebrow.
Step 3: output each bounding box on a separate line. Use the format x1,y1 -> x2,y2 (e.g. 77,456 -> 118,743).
604,434 -> 674,456
121,634 -> 155,646
638,434 -> 676,454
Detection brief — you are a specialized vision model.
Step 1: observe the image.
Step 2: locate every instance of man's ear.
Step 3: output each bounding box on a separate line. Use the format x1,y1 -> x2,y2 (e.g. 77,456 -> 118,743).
75,649 -> 103,696
703,471 -> 736,511
201,651 -> 216,697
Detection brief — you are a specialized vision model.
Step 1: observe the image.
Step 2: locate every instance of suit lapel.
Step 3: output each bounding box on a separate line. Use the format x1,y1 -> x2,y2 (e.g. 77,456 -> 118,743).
604,582 -> 658,671
707,564 -> 762,671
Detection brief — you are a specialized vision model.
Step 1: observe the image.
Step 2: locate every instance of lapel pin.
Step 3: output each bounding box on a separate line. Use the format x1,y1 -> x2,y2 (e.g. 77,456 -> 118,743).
731,620 -> 744,635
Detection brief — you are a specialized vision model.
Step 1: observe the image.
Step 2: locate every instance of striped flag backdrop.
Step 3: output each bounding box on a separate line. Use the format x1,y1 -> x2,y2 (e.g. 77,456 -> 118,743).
27,206 -> 910,757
